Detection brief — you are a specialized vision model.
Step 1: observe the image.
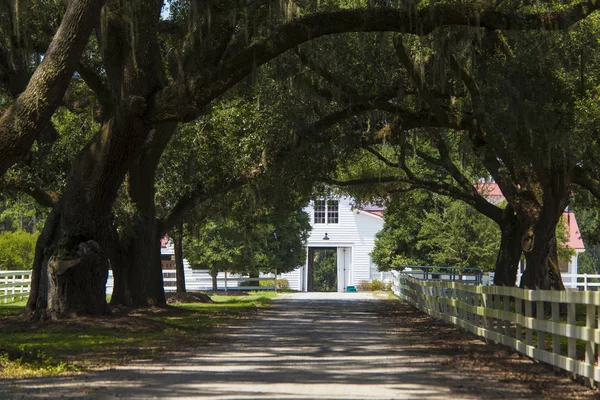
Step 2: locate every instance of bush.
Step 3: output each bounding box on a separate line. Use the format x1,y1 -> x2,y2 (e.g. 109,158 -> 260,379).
356,279 -> 388,291
370,279 -> 386,291
238,278 -> 290,290
0,230 -> 38,270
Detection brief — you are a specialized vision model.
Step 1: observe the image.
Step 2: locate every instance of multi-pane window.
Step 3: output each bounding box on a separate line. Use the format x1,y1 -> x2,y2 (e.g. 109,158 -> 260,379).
314,200 -> 326,223
313,199 -> 339,224
327,200 -> 339,223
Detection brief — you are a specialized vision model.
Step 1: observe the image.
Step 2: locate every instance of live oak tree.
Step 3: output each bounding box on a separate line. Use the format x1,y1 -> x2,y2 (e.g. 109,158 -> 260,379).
14,0 -> 597,318
295,7 -> 600,288
0,0 -> 106,176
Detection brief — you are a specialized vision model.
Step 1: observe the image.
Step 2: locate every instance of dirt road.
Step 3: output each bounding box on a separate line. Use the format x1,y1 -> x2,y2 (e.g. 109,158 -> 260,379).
2,292 -> 598,399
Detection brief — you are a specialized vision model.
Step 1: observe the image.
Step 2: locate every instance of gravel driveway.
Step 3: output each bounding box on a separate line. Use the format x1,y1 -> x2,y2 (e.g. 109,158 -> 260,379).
2,292 -> 597,399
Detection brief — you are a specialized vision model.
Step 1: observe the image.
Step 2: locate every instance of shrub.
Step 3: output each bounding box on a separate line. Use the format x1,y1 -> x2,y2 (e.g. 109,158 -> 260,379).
238,278 -> 290,290
357,279 -> 388,291
370,279 -> 386,291
0,230 -> 38,270
276,279 -> 290,290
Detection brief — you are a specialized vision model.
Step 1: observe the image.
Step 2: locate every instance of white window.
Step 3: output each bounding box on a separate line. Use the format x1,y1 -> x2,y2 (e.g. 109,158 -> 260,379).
327,200 -> 339,223
314,199 -> 339,224
314,200 -> 326,223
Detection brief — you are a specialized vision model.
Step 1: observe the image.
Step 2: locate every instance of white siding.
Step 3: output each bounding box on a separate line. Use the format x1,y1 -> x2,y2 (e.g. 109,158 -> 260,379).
279,269 -> 302,291
300,197 -> 384,291
153,198 -> 385,293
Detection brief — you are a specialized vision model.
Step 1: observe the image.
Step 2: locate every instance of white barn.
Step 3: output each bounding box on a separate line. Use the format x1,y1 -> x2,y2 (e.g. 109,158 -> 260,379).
280,197 -> 385,292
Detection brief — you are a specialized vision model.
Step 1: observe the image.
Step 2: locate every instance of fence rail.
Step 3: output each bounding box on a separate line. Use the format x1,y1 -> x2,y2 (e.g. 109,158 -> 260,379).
393,271 -> 600,387
0,270 -> 31,303
106,270 -> 279,294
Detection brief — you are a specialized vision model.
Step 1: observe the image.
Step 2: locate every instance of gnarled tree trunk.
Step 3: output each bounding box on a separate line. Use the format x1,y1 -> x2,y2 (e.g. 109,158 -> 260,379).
109,123 -> 176,306
516,171 -> 570,290
520,221 -> 565,290
493,205 -> 524,286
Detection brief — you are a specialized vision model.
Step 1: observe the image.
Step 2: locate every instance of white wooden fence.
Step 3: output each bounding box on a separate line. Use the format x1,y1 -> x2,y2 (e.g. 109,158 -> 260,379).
392,271 -> 600,387
0,270 -> 31,303
106,269 -> 279,294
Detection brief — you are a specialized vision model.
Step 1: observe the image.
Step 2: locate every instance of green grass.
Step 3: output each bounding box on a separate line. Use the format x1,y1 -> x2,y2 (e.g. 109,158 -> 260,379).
0,293 -> 273,378
0,300 -> 27,317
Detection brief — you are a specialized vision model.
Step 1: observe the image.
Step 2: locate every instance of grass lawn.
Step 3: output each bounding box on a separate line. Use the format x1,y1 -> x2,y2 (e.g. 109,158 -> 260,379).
0,292 -> 276,378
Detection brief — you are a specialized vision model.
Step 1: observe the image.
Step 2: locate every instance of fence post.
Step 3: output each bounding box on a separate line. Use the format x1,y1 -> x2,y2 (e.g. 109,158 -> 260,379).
552,301 -> 561,373
515,295 -> 522,342
525,298 -> 533,347
274,271 -> 278,292
568,302 -> 577,361
536,299 -> 545,351
585,304 -> 596,387
504,294 -> 510,338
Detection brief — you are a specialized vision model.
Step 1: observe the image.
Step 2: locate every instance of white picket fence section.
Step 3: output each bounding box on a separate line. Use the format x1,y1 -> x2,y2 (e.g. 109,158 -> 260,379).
393,271 -> 600,387
106,269 -> 278,294
0,270 -> 31,303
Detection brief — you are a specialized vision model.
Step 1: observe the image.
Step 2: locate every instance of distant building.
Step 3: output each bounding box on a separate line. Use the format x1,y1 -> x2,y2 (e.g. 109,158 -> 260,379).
280,197 -> 384,292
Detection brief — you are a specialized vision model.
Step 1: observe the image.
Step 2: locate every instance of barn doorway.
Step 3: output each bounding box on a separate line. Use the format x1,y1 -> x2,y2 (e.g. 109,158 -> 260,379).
306,247 -> 352,292
307,248 -> 337,292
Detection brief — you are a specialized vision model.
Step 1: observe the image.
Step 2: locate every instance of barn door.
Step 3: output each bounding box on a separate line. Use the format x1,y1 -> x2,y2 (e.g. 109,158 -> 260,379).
337,247 -> 351,292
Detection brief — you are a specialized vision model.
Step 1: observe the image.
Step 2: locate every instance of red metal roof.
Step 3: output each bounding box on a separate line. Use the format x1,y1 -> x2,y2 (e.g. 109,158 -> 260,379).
363,210 -> 384,217
564,210 -> 585,250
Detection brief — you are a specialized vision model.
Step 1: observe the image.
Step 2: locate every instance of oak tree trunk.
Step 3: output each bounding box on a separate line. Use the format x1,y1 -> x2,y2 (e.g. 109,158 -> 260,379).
211,269 -> 218,292
493,205 -> 524,286
174,223 -> 186,293
520,223 -> 565,290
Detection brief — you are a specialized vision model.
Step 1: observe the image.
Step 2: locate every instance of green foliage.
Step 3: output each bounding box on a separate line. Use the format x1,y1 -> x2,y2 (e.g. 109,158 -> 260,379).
255,279 -> 290,290
313,249 -> 337,292
357,279 -> 387,291
372,194 -> 500,272
556,215 -> 576,262
370,191 -> 436,271
184,206 -> 310,276
0,195 -> 46,233
417,198 -> 501,271
577,250 -> 598,274
0,230 -> 38,270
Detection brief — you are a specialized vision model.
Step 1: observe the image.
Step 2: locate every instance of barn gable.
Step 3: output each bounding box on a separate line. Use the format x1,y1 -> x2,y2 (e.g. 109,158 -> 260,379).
280,197 -> 384,292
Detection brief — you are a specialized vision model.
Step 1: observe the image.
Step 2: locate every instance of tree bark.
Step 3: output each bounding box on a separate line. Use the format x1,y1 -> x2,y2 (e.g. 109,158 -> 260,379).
515,170 -> 570,290
0,0 -> 106,176
26,105 -> 154,318
26,196 -> 111,320
109,123 -> 177,306
210,269 -> 218,292
520,220 -> 566,290
174,222 -> 186,293
493,205 -> 524,286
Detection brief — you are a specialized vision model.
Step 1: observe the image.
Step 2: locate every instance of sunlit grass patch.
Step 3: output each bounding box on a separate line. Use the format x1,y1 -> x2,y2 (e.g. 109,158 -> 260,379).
0,293 -> 271,378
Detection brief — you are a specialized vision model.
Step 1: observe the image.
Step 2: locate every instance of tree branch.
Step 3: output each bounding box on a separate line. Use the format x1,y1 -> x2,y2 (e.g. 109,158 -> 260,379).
150,2 -> 599,122
77,62 -> 113,114
0,0 -> 107,176
573,166 -> 600,201
363,146 -> 399,168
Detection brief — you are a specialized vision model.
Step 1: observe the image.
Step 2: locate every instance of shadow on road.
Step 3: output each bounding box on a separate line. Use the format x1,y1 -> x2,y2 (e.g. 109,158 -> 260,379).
1,293 -> 596,399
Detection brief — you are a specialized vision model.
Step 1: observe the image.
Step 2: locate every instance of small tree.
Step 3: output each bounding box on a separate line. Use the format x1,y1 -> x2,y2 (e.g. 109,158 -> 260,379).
0,231 -> 39,270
